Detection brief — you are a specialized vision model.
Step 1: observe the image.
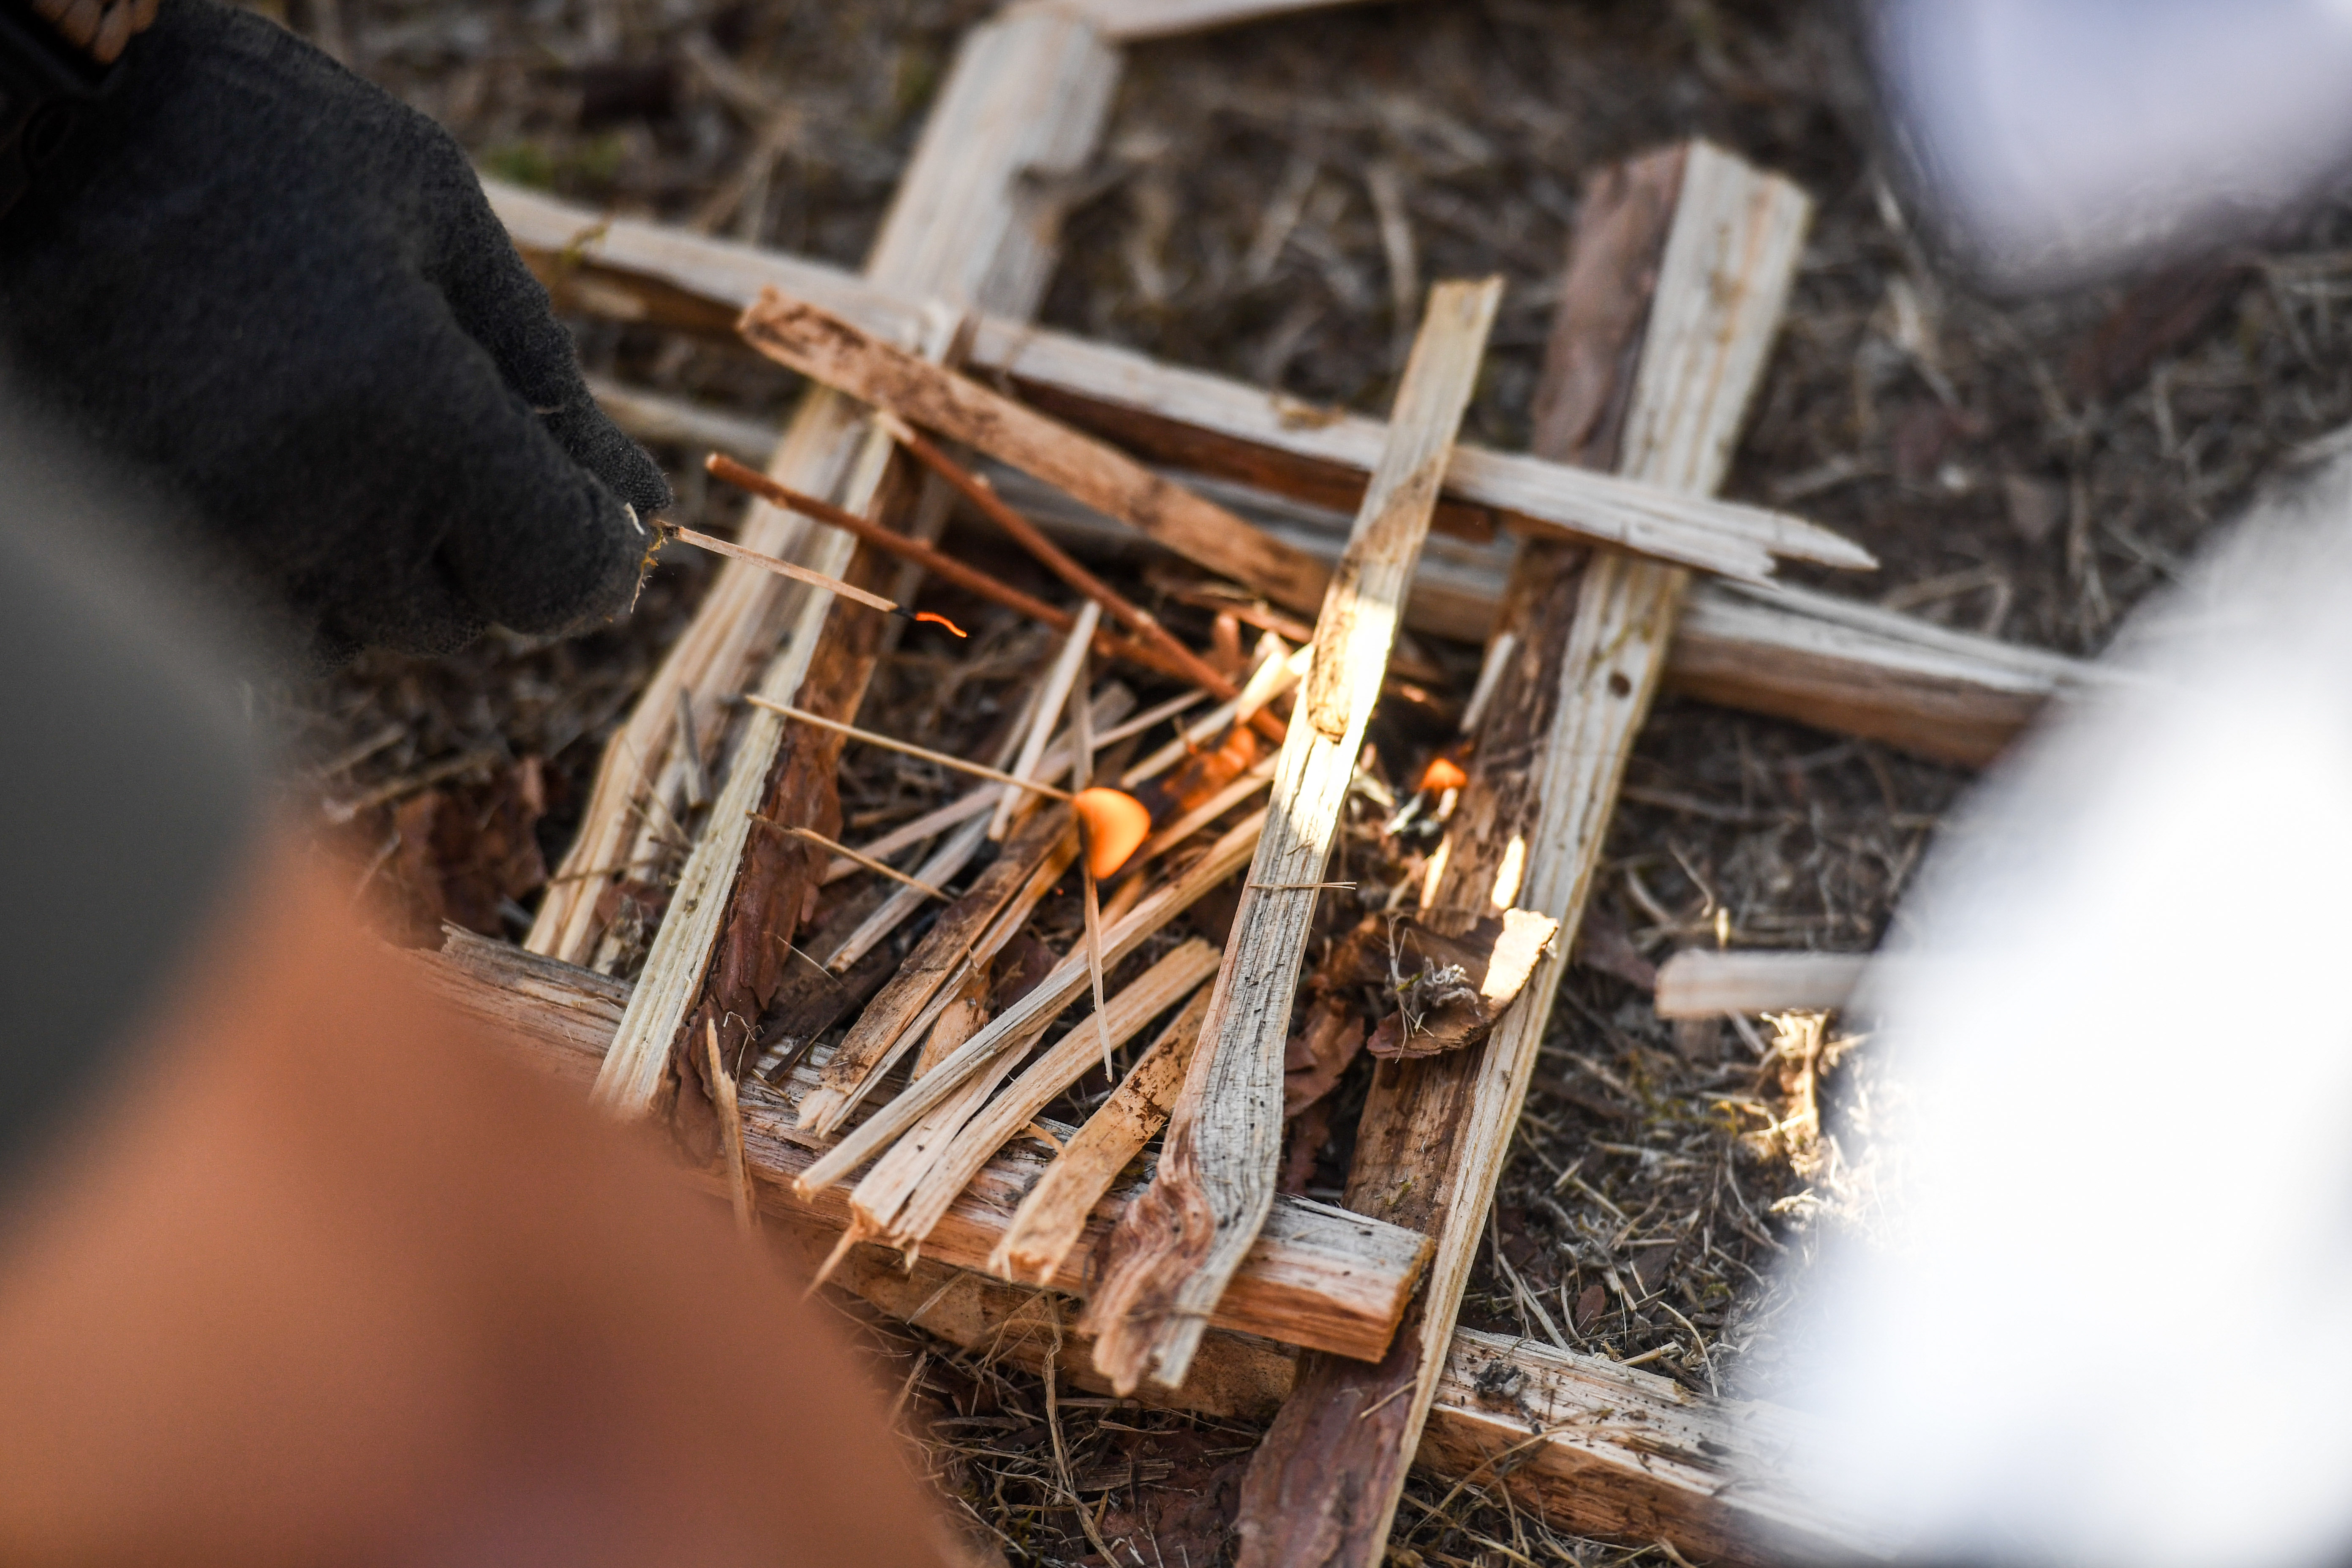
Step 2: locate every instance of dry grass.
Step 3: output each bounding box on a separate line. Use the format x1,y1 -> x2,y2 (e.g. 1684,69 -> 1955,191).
244,0 -> 2341,1559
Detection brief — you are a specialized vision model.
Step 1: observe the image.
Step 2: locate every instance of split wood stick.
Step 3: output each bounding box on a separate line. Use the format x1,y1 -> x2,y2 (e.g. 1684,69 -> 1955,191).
822,683 -> 1166,885
878,941 -> 1220,1252
809,981 -> 1010,1273
799,804 -> 1078,1134
658,519 -> 966,636
1652,948 -> 1870,1018
792,806 -> 1268,1200
524,11 -> 1121,966
821,685 -> 1132,975
993,602 -> 1100,837
837,1043 -> 1026,1280
707,1022 -> 757,1234
1085,278 -> 1503,1396
743,698 -> 1074,802
738,289 -> 1341,615
1233,142 -> 1814,1568
1097,688 -> 1206,746
415,933 -> 1872,1561
876,411 -> 1287,745
988,984 -> 1204,1286
498,178 -> 1874,586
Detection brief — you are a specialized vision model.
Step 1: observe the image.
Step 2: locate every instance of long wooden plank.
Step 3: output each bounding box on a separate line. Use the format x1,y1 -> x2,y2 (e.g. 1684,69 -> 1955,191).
489,180 -> 1873,583
1083,279 -> 1503,1397
1236,143 -> 1813,1568
526,11 -> 1121,966
414,933 -> 1427,1362
592,373 -> 2100,764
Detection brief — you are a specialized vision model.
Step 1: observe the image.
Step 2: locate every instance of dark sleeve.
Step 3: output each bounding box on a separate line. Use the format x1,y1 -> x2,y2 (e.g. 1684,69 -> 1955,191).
0,394 -> 260,1198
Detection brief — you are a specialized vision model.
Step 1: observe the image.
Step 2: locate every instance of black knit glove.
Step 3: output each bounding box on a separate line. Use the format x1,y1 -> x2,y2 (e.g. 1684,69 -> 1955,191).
0,0 -> 669,663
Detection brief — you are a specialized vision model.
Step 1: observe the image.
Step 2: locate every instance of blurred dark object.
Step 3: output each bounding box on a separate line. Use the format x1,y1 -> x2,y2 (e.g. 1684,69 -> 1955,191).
572,58 -> 677,128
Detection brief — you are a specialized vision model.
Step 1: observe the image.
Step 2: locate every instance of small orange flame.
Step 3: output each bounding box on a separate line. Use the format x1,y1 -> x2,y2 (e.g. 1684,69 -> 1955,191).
913,611 -> 968,638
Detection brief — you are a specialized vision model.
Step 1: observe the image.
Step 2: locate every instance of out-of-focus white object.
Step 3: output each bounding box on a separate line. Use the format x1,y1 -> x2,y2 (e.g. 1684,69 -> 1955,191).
1872,0 -> 2352,291
1775,457 -> 2352,1566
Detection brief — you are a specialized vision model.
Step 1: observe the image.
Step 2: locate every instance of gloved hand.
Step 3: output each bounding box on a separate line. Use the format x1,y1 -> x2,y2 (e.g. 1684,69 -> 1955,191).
0,0 -> 670,664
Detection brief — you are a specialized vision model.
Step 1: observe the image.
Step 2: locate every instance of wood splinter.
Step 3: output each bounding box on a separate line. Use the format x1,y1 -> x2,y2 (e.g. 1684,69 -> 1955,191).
656,517 -> 967,637
744,698 -> 1076,801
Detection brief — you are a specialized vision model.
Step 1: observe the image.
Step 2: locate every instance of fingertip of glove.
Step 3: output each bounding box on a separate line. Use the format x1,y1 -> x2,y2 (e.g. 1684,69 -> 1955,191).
544,403 -> 674,519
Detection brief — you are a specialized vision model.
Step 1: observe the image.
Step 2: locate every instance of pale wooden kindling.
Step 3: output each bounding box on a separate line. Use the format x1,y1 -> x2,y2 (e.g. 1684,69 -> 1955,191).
526,9 -> 1122,966
989,995 -> 1205,1286
1654,947 -> 1872,1018
880,943 -> 1219,1253
411,932 -> 1432,1361
791,808 -> 1270,1200
413,931 -> 1875,1563
1083,279 -> 1503,1395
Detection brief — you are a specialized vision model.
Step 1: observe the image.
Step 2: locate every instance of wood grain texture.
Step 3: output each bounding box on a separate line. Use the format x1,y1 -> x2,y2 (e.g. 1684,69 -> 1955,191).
490,180 -> 1873,585
885,947 -> 1218,1252
1083,280 -> 1503,1396
799,806 -> 1075,1134
1236,142 -> 1813,1568
739,291 -> 1336,615
525,10 -> 1120,964
989,994 -> 1204,1285
414,932 -> 1426,1360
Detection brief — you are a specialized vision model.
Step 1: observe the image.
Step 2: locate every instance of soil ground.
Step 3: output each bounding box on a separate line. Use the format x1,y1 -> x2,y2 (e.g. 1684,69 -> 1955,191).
251,1 -> 2348,1561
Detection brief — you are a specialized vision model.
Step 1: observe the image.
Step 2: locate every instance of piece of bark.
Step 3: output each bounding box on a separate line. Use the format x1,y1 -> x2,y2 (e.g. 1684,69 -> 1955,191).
526,10 -> 1122,965
791,808 -> 1270,1201
1235,142 -> 1813,1568
495,178 -> 1873,585
410,929 -> 1877,1564
739,290 -> 1337,617
1085,278 -> 1503,1396
666,419 -> 943,1158
1362,907 -> 1560,1061
882,943 -> 1219,1252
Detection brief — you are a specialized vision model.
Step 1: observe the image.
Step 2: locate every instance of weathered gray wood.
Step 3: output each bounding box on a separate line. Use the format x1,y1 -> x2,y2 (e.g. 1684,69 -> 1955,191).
490,180 -> 1873,585
1083,279 -> 1503,1396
